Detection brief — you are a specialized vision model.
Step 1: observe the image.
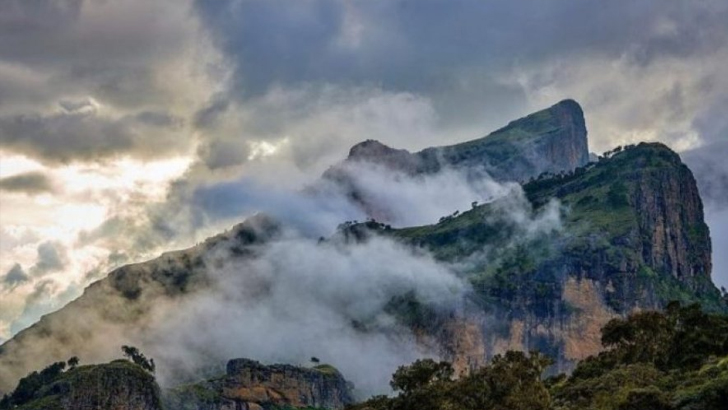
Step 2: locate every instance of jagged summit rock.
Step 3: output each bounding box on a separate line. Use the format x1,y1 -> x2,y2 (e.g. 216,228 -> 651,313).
322,100 -> 590,221
328,99 -> 589,183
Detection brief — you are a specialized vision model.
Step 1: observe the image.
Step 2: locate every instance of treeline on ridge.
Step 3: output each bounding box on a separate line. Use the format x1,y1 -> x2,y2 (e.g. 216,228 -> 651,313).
349,302 -> 728,410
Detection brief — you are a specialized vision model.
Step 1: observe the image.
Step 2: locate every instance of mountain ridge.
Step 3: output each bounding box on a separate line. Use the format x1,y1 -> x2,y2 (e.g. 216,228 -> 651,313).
1,101 -> 724,401
322,100 -> 589,221
338,99 -> 588,182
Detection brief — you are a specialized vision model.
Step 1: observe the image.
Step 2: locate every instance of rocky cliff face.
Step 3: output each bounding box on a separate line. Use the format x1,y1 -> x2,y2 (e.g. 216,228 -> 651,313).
386,143 -> 723,373
164,359 -> 353,410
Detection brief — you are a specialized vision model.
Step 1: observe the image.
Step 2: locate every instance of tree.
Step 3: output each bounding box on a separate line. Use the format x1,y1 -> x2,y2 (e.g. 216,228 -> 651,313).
0,361 -> 66,408
453,351 -> 552,410
390,359 -> 453,394
618,387 -> 672,410
121,345 -> 155,373
600,302 -> 728,371
67,356 -> 80,369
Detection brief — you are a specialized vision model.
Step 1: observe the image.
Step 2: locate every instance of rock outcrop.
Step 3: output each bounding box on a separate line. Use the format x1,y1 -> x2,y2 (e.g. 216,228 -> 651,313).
165,359 -> 353,410
0,360 -> 161,410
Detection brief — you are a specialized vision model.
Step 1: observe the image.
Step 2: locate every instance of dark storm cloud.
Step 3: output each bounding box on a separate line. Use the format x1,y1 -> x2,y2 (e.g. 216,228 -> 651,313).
0,0 -> 204,163
692,96 -> 728,146
0,106 -> 186,164
203,0 -> 728,88
35,242 -> 65,273
1,243 -> 66,290
193,95 -> 230,130
683,142 -> 728,289
2,264 -> 28,287
0,171 -> 53,194
194,0 -> 728,126
0,0 -> 190,69
197,139 -> 250,170
683,141 -> 728,207
0,0 -> 83,64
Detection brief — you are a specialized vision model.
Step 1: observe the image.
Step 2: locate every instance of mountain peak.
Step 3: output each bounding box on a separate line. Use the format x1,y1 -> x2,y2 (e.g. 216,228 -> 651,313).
348,139 -> 397,158
346,100 -> 589,177
346,139 -> 414,165
554,98 -> 582,111
481,99 -> 588,168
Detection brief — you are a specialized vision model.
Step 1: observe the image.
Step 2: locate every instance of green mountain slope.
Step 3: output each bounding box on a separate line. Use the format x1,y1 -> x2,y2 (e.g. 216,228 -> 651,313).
390,143 -> 721,313
340,143 -> 726,372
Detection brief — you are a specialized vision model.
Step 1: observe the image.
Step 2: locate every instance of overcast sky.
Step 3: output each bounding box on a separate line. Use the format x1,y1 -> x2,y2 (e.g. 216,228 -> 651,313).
1,0 -> 727,341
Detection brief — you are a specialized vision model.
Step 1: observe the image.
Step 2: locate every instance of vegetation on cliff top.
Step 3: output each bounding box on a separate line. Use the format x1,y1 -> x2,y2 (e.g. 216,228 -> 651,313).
385,142 -> 725,317
349,303 -> 728,410
1,348 -> 160,410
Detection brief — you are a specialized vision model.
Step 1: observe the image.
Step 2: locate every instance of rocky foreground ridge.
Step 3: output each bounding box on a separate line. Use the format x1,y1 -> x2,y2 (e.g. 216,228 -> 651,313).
165,359 -> 353,410
1,358 -> 352,410
0,360 -> 161,410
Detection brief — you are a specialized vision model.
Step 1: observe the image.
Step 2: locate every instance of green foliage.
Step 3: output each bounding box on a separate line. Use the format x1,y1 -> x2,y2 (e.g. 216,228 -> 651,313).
67,356 -> 79,370
598,303 -> 728,371
390,359 -> 454,394
313,364 -> 341,375
384,291 -> 442,331
352,304 -> 728,410
617,387 -> 672,410
350,352 -> 552,410
1,359 -> 160,410
0,361 -> 66,409
122,345 -> 156,373
387,142 -> 726,321
165,382 -> 222,408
